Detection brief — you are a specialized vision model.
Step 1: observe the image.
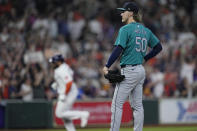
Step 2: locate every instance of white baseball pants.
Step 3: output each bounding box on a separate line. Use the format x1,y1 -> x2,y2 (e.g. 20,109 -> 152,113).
110,65 -> 145,131
55,83 -> 89,131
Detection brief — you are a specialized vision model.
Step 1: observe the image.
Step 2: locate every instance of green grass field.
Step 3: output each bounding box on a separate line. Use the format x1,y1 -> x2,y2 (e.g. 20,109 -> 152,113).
7,126 -> 197,131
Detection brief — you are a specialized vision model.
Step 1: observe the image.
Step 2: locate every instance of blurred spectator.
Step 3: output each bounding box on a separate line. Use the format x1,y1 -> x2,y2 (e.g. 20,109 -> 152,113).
48,13 -> 58,38
51,35 -> 72,58
164,67 -> 178,97
0,27 -> 9,43
143,71 -> 153,98
193,62 -> 197,96
150,66 -> 164,98
177,77 -> 188,97
181,56 -> 195,86
180,56 -> 195,98
68,11 -> 85,41
14,77 -> 33,101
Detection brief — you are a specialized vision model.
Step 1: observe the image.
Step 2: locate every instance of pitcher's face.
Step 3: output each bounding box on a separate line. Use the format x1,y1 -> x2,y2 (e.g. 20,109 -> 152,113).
121,11 -> 133,23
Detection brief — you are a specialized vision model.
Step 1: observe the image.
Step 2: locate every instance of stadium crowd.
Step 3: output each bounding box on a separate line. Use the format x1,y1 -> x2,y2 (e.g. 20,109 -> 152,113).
0,0 -> 197,101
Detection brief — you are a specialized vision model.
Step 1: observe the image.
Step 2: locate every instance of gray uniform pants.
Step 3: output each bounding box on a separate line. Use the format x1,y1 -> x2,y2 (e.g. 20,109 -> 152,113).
110,65 -> 145,131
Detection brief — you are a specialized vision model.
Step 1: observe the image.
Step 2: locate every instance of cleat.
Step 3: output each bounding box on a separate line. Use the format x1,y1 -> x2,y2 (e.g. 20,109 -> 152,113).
80,112 -> 90,128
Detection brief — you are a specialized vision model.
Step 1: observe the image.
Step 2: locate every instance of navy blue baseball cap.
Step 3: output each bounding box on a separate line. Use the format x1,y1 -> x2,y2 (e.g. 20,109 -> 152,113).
49,54 -> 64,63
117,2 -> 139,14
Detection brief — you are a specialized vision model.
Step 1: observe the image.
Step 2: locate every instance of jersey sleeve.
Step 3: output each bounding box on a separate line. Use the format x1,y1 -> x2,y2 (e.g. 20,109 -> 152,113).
148,30 -> 160,48
54,73 -> 62,87
114,27 -> 128,49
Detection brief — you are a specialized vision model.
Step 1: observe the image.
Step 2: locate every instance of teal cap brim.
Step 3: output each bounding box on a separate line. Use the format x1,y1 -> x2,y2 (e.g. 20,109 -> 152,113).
116,8 -> 126,11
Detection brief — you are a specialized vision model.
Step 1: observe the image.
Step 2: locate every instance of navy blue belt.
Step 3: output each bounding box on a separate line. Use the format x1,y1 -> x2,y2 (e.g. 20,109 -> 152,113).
121,64 -> 138,68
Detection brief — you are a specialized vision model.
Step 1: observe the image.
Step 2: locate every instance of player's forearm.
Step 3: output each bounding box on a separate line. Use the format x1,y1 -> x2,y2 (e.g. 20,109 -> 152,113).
144,43 -> 162,62
105,45 -> 123,68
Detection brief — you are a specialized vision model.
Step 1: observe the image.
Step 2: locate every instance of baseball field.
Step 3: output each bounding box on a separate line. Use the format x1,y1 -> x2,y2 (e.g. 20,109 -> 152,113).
5,126 -> 197,131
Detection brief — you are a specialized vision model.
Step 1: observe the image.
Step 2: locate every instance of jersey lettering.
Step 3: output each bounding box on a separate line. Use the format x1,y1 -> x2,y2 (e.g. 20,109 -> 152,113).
135,36 -> 147,53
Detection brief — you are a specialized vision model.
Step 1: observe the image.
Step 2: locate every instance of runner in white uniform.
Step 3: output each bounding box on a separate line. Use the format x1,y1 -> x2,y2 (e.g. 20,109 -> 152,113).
49,54 -> 90,131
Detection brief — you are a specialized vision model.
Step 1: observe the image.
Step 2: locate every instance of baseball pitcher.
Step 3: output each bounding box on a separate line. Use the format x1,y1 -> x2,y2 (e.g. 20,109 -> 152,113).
103,2 -> 162,131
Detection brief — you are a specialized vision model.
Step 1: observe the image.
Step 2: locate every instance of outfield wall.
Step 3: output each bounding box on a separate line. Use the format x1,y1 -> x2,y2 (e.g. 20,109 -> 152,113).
159,99 -> 197,124
0,98 -> 196,129
4,100 -> 53,129
53,101 -> 133,127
